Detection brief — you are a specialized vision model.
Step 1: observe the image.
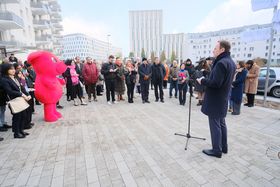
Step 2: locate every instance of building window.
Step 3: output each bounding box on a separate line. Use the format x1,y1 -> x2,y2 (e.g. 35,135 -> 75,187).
266,46 -> 269,50
249,47 -> 254,51
265,53 -> 268,57
247,54 -> 252,58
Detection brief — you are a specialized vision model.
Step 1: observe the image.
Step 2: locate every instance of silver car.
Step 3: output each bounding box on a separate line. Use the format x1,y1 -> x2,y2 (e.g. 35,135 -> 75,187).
258,67 -> 280,98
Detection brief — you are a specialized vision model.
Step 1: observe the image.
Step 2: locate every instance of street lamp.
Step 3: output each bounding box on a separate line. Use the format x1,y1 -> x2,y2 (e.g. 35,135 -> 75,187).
107,34 -> 111,58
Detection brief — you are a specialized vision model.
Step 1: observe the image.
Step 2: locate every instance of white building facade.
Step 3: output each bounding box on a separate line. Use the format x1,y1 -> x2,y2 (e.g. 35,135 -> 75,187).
162,33 -> 186,62
129,10 -> 162,58
185,24 -> 280,65
62,33 -> 122,62
0,0 -> 63,59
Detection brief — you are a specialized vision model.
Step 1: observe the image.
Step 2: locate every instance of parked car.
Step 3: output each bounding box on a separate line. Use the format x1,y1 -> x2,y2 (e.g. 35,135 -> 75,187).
257,67 -> 280,98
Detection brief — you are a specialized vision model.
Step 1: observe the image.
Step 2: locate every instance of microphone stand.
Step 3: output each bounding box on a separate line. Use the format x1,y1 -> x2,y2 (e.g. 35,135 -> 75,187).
175,79 -> 206,150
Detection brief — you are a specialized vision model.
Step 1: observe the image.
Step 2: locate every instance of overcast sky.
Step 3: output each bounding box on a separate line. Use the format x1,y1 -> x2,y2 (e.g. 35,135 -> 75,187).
59,0 -> 275,56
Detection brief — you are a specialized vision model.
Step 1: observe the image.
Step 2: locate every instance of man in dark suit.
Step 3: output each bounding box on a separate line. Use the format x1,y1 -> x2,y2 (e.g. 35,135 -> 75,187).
139,58 -> 152,103
197,40 -> 236,158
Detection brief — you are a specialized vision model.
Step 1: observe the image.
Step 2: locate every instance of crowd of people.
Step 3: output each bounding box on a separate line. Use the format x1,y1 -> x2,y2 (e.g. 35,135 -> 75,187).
0,44 -> 260,141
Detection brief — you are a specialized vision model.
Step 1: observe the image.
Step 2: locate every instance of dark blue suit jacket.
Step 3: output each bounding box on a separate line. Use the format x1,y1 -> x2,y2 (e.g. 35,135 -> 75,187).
201,52 -> 236,118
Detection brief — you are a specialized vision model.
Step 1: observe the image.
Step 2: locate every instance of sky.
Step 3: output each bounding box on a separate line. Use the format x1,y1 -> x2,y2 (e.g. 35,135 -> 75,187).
58,0 -> 274,56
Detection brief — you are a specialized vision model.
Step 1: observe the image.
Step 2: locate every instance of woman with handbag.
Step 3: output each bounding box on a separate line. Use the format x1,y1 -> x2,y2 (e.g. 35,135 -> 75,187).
64,59 -> 87,106
1,63 -> 31,139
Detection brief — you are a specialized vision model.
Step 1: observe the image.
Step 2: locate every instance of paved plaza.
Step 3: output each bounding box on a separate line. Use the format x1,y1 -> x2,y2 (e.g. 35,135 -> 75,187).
0,90 -> 279,187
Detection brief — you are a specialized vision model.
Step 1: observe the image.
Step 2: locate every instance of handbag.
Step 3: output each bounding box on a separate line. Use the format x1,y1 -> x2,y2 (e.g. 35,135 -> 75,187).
7,96 -> 30,114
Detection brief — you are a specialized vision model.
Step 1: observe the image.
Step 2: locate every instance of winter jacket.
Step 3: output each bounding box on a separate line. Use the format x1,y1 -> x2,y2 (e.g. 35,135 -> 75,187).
151,63 -> 166,84
82,62 -> 99,85
101,62 -> 117,81
201,52 -> 236,118
244,63 -> 260,94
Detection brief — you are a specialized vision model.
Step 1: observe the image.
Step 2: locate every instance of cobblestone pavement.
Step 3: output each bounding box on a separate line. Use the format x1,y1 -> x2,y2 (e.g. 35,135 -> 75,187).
0,90 -> 279,187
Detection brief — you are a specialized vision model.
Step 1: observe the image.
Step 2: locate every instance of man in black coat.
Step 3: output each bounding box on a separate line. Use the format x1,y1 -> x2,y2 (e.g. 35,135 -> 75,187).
151,57 -> 166,103
197,40 -> 236,158
101,55 -> 117,104
139,58 -> 152,103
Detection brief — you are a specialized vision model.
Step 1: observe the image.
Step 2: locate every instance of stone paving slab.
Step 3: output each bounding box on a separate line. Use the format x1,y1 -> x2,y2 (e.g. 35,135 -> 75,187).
0,90 -> 279,187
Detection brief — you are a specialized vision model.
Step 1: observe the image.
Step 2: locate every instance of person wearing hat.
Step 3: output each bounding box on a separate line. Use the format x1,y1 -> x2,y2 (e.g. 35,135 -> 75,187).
139,58 -> 152,103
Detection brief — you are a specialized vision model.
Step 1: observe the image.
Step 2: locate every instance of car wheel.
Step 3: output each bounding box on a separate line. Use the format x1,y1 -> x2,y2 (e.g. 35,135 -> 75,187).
270,86 -> 280,98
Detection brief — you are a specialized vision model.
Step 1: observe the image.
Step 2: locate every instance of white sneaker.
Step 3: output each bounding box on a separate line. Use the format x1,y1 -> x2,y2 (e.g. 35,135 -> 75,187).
107,101 -> 112,105
113,101 -> 118,104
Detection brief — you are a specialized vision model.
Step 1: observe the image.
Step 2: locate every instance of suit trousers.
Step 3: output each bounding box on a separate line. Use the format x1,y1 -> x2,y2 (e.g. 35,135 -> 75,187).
154,81 -> 164,100
105,80 -> 115,102
208,117 -> 228,153
140,81 -> 149,101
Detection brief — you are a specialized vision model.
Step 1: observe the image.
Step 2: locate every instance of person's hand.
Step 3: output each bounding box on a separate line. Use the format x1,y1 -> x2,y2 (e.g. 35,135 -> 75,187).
22,94 -> 29,101
109,69 -> 114,72
173,78 -> 177,81
114,68 -> 118,72
196,76 -> 205,85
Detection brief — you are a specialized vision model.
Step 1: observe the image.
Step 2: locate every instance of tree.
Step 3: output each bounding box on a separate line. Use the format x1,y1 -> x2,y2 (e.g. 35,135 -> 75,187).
141,48 -> 146,58
150,51 -> 155,62
116,52 -> 122,58
129,52 -> 134,58
170,50 -> 176,62
160,51 -> 166,62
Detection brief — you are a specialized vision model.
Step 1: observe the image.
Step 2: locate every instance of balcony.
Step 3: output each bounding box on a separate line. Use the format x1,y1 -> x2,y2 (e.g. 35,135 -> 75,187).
1,0 -> 20,3
0,40 -> 25,48
30,2 -> 48,15
0,11 -> 24,30
33,19 -> 50,30
35,35 -> 52,44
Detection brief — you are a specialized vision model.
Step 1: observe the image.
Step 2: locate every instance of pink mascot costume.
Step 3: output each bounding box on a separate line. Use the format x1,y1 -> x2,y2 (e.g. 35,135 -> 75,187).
27,51 -> 67,122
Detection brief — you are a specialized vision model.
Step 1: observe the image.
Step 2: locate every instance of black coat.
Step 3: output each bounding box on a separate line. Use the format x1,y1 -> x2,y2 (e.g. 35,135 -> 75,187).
125,69 -> 137,85
1,76 -> 29,100
139,63 -> 152,83
151,63 -> 166,84
101,62 -> 117,80
0,78 -> 8,106
75,63 -> 84,82
201,52 -> 236,118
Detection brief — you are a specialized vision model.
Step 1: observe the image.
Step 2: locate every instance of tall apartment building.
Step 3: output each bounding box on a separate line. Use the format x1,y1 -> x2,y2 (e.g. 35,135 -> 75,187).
62,33 -> 122,62
0,0 -> 63,59
162,33 -> 186,62
129,10 -> 162,58
129,10 -> 279,66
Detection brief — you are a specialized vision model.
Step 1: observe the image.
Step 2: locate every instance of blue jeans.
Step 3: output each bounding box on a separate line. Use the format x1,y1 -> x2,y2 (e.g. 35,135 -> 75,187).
169,80 -> 178,97
0,105 -> 7,127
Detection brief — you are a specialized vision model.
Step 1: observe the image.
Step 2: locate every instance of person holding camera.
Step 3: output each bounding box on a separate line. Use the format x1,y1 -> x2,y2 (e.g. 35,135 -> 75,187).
139,58 -> 152,104
124,59 -> 137,103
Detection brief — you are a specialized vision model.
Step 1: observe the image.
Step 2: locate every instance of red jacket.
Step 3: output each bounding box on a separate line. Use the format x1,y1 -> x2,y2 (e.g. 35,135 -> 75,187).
82,62 -> 98,85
